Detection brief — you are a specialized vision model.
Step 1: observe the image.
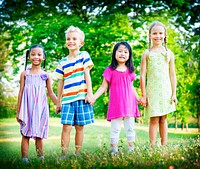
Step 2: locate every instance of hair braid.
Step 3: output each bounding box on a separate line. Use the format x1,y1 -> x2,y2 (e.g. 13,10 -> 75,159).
25,50 -> 29,70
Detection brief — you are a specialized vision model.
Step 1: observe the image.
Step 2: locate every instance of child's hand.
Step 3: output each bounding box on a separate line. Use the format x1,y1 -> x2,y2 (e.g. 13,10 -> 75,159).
90,96 -> 96,106
85,94 -> 96,105
140,96 -> 147,107
171,95 -> 178,105
56,108 -> 61,114
16,113 -> 21,123
56,103 -> 62,114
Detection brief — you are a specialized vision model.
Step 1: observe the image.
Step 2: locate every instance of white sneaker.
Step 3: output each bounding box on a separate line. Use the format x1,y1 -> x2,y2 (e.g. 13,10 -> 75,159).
22,158 -> 31,164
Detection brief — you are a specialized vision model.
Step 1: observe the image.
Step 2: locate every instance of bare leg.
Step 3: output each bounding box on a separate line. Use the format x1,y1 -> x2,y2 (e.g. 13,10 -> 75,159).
35,137 -> 44,157
75,125 -> 84,155
149,117 -> 159,149
159,115 -> 168,146
21,135 -> 30,158
61,124 -> 72,156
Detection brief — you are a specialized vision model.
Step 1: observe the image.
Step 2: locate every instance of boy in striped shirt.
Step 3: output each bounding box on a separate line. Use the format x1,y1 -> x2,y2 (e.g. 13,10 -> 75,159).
54,26 -> 94,158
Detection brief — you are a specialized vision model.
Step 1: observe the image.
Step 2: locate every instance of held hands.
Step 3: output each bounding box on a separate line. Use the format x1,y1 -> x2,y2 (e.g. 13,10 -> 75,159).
56,102 -> 62,114
85,94 -> 96,106
139,96 -> 148,107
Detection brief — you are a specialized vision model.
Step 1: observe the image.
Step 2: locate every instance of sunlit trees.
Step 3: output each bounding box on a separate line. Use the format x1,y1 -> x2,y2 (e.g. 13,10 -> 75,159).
0,0 -> 199,130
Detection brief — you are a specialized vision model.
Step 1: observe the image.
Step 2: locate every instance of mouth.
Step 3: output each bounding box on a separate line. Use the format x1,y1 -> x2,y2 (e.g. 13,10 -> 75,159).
33,60 -> 40,63
67,44 -> 75,47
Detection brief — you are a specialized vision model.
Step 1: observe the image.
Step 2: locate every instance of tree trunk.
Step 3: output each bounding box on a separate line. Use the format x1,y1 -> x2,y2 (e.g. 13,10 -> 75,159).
186,123 -> 188,132
175,115 -> 178,130
198,112 -> 200,132
181,123 -> 184,130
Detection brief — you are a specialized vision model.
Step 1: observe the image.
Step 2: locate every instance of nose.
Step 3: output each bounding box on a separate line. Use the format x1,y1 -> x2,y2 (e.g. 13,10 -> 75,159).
34,54 -> 39,58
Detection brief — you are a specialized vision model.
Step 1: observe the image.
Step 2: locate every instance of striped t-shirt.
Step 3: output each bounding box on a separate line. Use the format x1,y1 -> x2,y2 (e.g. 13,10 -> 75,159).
54,51 -> 93,104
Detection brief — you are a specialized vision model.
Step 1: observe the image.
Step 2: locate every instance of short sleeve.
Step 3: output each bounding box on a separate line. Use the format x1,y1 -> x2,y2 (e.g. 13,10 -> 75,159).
40,71 -> 49,81
53,60 -> 64,80
130,72 -> 136,81
82,51 -> 94,70
103,67 -> 112,83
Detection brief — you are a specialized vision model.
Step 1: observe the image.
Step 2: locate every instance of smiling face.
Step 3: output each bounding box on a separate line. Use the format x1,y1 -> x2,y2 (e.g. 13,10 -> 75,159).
66,31 -> 84,51
115,44 -> 129,64
149,25 -> 166,46
29,47 -> 44,66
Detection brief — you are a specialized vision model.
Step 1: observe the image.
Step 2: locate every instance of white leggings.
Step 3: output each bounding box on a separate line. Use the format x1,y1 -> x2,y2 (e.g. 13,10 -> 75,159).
110,117 -> 135,145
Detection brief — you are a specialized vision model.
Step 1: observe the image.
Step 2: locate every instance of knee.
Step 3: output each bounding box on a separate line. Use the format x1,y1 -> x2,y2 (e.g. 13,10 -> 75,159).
110,128 -> 120,138
160,116 -> 167,124
126,127 -> 135,140
62,124 -> 72,133
111,128 -> 120,134
150,117 -> 159,125
75,125 -> 84,132
126,127 -> 134,135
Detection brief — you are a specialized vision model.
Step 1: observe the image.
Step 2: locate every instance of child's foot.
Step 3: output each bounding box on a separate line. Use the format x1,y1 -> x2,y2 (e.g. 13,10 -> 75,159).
128,146 -> 134,152
59,154 -> 68,161
38,156 -> 44,162
111,147 -> 118,155
22,158 -> 31,164
74,153 -> 81,157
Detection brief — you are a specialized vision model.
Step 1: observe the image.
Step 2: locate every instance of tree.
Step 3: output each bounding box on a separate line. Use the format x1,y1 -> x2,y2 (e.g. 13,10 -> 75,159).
0,0 -> 199,130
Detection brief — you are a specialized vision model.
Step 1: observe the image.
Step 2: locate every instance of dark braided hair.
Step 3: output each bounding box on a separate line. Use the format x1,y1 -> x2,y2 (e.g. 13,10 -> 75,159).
25,44 -> 46,70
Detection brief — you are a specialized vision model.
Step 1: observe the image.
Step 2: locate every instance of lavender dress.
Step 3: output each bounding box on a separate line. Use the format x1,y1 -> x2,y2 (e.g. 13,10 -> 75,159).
18,69 -> 49,139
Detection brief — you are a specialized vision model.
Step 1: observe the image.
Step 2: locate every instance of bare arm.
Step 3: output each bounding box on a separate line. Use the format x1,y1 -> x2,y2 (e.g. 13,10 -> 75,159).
93,78 -> 109,101
16,71 -> 25,123
56,79 -> 64,114
169,51 -> 178,105
84,67 -> 93,96
132,85 -> 140,102
46,74 -> 57,104
140,52 -> 147,106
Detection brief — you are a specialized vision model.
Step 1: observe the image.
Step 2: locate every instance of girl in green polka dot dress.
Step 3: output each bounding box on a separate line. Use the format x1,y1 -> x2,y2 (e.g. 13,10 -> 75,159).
140,21 -> 178,149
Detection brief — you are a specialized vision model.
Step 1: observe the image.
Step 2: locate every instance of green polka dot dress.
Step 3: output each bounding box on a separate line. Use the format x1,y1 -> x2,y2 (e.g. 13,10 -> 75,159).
145,50 -> 176,117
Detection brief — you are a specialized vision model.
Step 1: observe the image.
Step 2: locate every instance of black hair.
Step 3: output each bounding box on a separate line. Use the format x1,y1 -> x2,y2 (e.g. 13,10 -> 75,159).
25,44 -> 46,70
110,41 -> 134,73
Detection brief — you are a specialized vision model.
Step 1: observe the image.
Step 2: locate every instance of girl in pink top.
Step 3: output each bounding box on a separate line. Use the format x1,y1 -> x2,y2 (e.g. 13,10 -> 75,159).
93,41 -> 140,154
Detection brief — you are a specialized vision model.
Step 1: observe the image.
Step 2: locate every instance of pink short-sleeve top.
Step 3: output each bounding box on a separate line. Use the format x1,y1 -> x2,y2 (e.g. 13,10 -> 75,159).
103,67 -> 140,121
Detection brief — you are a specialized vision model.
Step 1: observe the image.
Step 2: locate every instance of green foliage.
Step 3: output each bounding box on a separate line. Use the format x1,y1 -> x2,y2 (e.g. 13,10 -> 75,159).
0,1 -> 199,128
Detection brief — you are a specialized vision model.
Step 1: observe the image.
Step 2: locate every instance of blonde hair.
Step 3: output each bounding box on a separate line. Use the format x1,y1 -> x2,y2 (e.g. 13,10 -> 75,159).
148,21 -> 169,62
65,26 -> 85,42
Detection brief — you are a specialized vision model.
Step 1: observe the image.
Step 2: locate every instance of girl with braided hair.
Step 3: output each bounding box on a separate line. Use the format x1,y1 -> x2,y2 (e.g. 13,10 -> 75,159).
16,44 -> 57,163
140,21 -> 178,149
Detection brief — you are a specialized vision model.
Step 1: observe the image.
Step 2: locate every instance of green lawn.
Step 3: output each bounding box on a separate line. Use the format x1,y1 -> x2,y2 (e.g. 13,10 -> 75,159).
0,118 -> 199,169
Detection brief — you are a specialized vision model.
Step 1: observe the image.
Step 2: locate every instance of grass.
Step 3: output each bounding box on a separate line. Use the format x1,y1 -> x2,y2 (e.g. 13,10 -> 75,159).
0,118 -> 199,169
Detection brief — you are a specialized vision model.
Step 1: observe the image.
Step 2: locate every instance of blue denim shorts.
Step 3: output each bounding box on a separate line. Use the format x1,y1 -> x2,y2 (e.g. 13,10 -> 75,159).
61,100 -> 94,126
